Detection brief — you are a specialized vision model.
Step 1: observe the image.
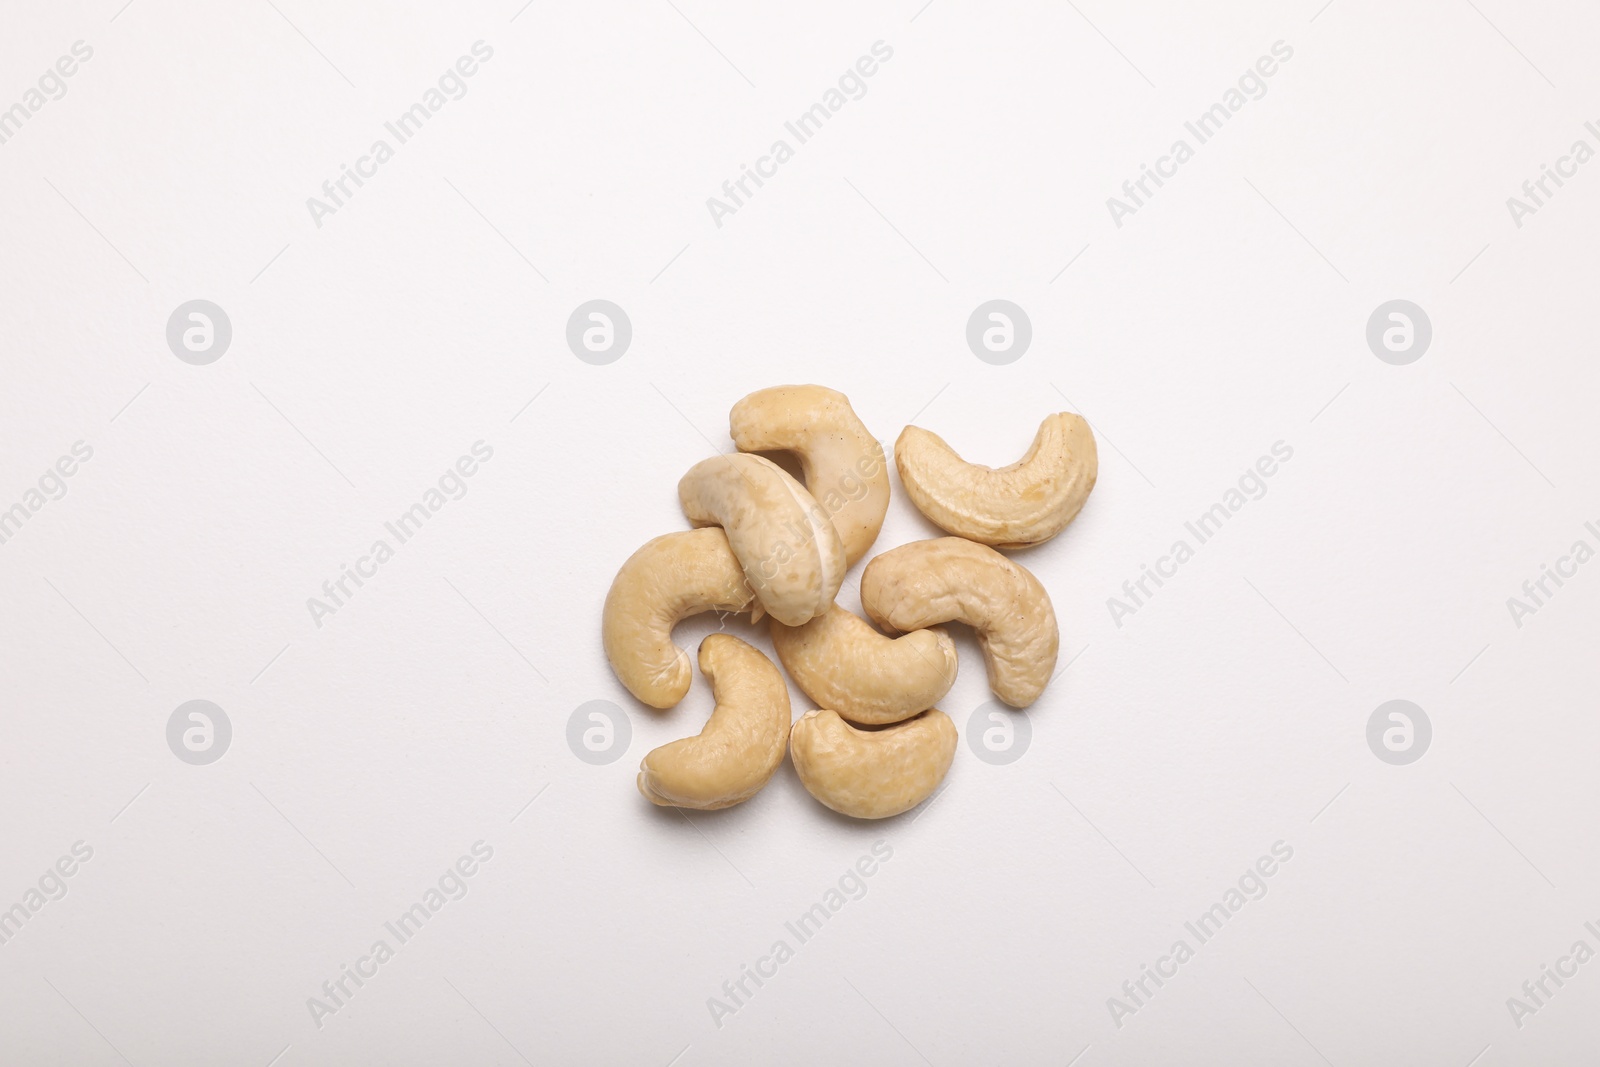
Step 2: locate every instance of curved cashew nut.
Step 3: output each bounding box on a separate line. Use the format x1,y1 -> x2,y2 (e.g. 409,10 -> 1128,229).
729,385 -> 889,566
895,413 -> 1098,548
638,634 -> 791,810
789,708 -> 957,819
770,606 -> 957,725
678,453 -> 845,627
602,528 -> 759,709
860,537 -> 1058,707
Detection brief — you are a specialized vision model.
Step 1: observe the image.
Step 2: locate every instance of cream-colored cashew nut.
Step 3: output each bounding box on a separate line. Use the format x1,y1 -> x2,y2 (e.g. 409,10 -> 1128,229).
729,385 -> 890,566
788,708 -> 957,819
770,606 -> 957,725
860,537 -> 1058,707
895,413 -> 1098,548
638,634 -> 791,810
602,528 -> 759,709
678,453 -> 846,627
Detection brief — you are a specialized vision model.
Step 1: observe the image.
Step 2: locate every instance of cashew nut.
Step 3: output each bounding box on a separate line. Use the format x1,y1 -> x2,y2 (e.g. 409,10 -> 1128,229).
860,537 -> 1058,707
788,708 -> 957,819
637,634 -> 791,810
770,606 -> 957,725
895,413 -> 1098,548
602,528 -> 759,709
729,385 -> 889,566
678,453 -> 846,627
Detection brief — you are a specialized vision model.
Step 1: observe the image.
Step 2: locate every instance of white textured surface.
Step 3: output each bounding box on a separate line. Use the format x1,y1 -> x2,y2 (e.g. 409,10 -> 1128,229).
1,1 -> 1597,1063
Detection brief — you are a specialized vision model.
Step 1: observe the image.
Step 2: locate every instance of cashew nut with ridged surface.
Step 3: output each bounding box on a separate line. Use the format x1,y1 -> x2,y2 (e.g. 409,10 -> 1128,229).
729,385 -> 889,566
789,708 -> 957,819
860,537 -> 1058,708
638,635 -> 791,810
895,412 -> 1098,548
678,453 -> 846,627
603,528 -> 759,709
770,606 -> 957,726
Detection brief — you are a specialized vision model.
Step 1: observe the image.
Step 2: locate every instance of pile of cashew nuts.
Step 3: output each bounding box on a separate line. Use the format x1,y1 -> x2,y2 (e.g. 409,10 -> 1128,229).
602,385 -> 1097,819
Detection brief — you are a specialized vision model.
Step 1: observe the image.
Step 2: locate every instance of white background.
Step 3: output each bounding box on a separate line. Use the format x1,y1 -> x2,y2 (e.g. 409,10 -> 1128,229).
2,0 -> 1598,1063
